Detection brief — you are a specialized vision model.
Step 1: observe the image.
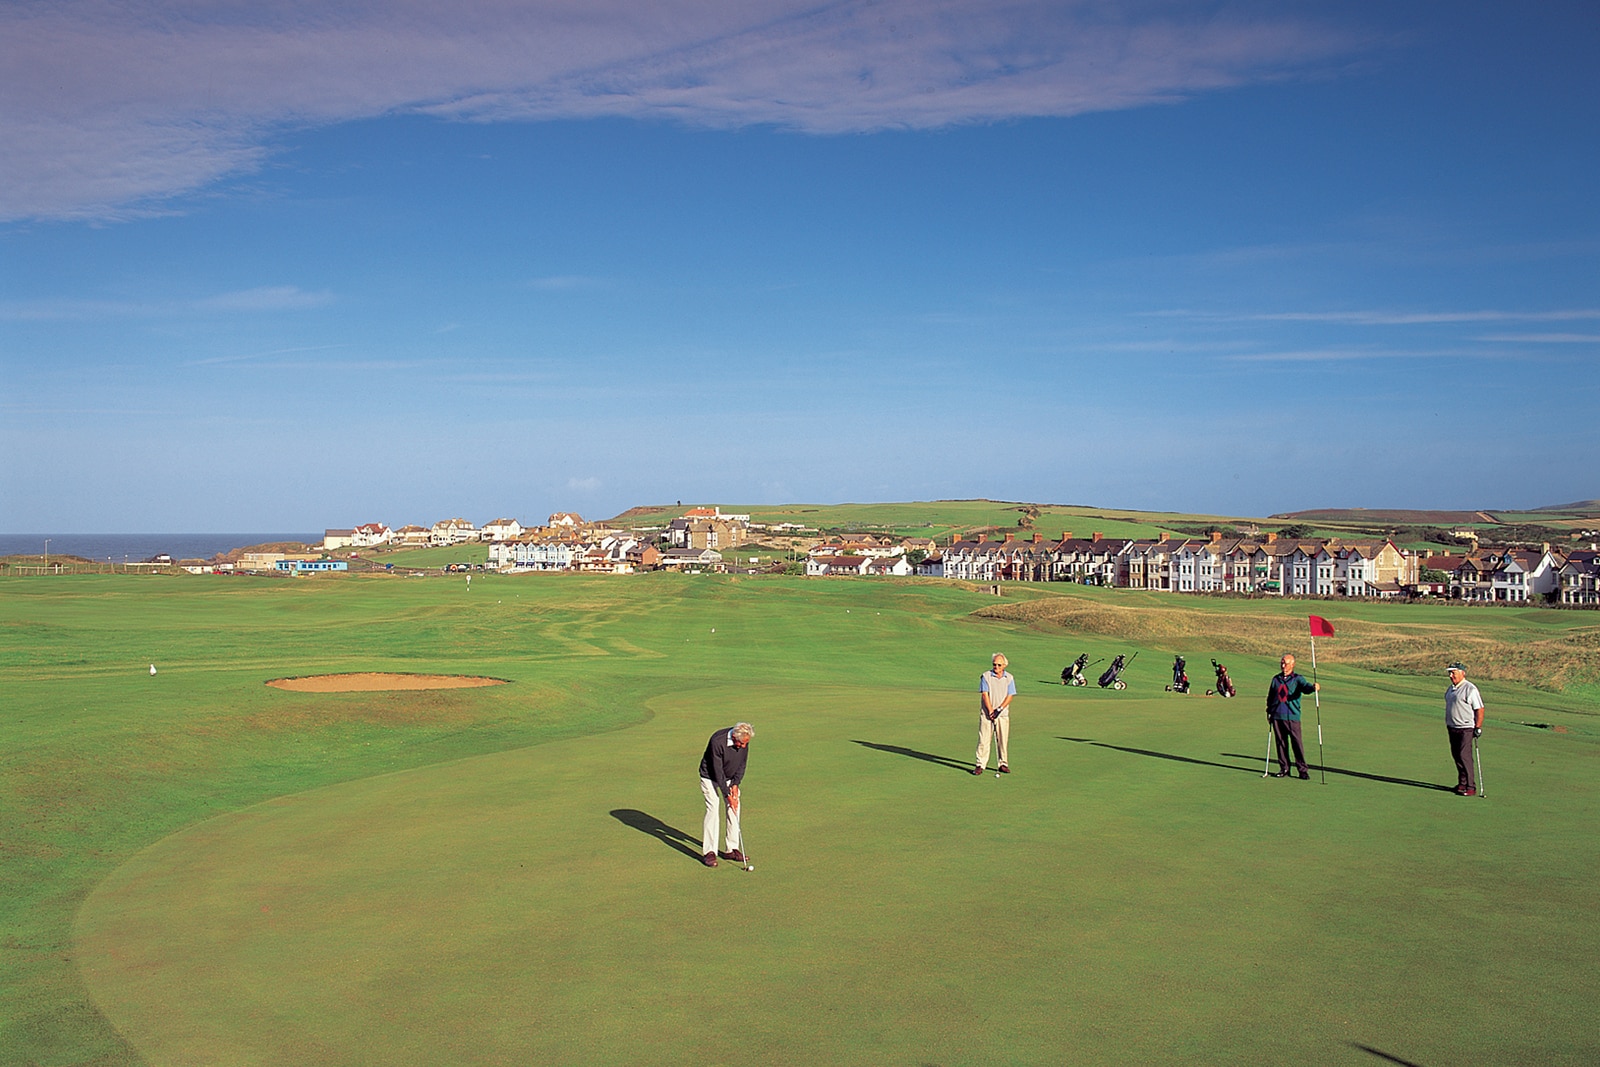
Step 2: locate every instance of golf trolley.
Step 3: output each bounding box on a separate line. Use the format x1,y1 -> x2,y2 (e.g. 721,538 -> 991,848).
1206,659 -> 1237,698
1061,653 -> 1093,687
1164,655 -> 1191,694
1098,653 -> 1135,690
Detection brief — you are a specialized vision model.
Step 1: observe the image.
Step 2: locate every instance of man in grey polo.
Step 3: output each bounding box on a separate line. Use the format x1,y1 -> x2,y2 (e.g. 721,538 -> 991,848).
1445,662 -> 1485,796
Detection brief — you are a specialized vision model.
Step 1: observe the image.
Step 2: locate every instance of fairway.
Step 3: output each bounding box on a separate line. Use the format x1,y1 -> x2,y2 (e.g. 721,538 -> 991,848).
5,574 -> 1599,1064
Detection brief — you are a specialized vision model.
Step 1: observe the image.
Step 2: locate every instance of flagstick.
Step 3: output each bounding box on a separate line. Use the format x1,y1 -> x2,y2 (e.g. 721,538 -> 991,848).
1311,633 -> 1325,785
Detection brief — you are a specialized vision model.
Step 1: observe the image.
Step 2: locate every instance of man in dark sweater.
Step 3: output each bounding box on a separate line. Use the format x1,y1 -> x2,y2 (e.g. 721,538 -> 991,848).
698,723 -> 754,867
1266,654 -> 1319,779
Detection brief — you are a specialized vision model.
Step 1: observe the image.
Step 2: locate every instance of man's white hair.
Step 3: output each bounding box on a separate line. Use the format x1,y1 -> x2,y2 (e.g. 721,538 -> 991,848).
732,722 -> 754,741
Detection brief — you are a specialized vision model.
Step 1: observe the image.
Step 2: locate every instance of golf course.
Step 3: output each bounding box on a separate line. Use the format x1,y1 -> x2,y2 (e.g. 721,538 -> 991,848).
4,571 -> 1598,1065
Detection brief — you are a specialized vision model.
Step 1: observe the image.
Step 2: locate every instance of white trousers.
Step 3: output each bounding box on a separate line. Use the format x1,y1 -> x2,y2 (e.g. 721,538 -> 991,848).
700,777 -> 741,856
975,710 -> 1010,770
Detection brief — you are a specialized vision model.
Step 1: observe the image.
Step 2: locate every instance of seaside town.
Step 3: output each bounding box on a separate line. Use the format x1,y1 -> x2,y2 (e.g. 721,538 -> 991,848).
122,507 -> 1597,607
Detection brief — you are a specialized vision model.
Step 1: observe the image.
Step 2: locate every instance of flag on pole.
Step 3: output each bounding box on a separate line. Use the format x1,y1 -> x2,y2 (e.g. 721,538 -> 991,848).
1307,615 -> 1331,784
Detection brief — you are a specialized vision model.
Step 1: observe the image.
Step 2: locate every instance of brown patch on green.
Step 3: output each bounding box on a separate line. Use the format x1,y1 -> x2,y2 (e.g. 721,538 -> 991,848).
265,673 -> 508,693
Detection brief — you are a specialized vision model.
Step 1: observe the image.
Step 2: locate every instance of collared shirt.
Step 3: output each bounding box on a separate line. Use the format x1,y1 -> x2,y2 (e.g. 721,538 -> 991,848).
980,669 -> 1016,714
1445,680 -> 1483,729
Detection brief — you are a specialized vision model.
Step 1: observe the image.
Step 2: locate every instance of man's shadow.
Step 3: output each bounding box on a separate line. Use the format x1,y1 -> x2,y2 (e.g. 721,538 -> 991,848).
610,809 -> 702,861
1058,738 -> 1455,792
851,740 -> 972,773
1061,737 -> 1260,775
1218,755 -> 1453,792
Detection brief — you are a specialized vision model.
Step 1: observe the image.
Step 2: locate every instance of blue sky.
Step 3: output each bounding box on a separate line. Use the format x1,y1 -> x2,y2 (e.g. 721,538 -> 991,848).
3,1 -> 1596,531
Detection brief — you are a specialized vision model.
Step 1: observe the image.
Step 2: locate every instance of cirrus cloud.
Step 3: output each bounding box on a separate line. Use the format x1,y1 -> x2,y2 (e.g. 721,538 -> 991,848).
1,1 -> 1367,222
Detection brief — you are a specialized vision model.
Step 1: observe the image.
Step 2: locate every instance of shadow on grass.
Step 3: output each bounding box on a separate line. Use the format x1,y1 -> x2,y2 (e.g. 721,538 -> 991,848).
1063,738 -> 1456,792
1217,754 -> 1454,792
851,740 -> 972,773
610,809 -> 702,861
1351,1043 -> 1430,1066
1059,737 -> 1260,775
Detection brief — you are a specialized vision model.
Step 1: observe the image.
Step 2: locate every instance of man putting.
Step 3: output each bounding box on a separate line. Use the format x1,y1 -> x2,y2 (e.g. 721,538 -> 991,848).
973,653 -> 1015,775
1266,653 -> 1319,780
698,722 -> 754,867
1445,662 -> 1485,796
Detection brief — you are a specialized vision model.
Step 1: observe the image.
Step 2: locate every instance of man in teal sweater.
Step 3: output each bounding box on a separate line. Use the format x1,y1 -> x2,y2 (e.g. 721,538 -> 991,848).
1266,653 -> 1319,779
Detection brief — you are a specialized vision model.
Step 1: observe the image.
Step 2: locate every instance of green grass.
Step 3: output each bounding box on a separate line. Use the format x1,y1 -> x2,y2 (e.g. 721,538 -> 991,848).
364,542 -> 490,568
4,573 -> 1598,1065
618,499 -> 1264,542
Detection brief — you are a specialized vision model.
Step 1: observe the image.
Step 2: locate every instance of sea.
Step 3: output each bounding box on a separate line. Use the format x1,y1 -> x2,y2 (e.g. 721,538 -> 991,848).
0,534 -> 321,563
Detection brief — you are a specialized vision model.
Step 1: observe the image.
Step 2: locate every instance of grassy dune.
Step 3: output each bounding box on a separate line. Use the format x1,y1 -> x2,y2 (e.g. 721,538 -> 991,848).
980,585 -> 1600,696
3,573 -> 1598,1064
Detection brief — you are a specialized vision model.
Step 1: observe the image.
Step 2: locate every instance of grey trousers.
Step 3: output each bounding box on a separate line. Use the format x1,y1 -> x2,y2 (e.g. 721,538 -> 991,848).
1273,718 -> 1307,775
1448,727 -> 1476,790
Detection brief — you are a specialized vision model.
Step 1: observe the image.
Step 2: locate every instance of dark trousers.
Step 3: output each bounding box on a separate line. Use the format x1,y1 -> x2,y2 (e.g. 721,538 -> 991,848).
1449,727 -> 1476,790
1273,718 -> 1307,775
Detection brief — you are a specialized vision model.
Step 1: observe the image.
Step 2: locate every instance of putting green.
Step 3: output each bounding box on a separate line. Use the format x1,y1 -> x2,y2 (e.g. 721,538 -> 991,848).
76,671 -> 1598,1064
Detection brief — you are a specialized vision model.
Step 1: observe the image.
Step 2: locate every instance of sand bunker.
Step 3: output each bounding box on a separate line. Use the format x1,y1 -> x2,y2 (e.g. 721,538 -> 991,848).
266,673 -> 508,693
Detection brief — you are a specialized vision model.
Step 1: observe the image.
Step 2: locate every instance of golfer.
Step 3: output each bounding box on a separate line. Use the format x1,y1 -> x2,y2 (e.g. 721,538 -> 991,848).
973,653 -> 1015,775
1265,653 -> 1319,779
1445,663 -> 1485,796
698,722 -> 753,867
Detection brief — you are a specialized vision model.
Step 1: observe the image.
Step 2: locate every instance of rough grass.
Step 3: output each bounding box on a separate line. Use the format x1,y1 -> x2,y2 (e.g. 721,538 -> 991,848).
978,591 -> 1600,694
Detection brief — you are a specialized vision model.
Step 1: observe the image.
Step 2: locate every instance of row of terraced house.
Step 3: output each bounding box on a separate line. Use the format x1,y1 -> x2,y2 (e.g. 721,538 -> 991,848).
937,531 -> 1414,597
930,531 -> 1600,603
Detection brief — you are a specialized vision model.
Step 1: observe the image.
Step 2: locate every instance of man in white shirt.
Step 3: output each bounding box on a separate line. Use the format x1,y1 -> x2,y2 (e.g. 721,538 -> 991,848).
973,653 -> 1015,776
1445,662 -> 1485,796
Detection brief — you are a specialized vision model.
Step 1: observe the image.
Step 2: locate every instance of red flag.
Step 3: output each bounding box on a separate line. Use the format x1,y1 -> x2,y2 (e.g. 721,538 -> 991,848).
1309,615 -> 1335,637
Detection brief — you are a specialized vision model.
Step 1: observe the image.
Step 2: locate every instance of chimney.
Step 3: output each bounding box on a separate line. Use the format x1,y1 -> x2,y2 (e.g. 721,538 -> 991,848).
1032,533 -> 1042,543
1159,532 -> 1170,542
1060,531 -> 1072,541
1267,532 -> 1278,544
1093,532 -> 1103,542
1004,533 -> 1015,543
977,533 -> 988,543
1211,531 -> 1222,543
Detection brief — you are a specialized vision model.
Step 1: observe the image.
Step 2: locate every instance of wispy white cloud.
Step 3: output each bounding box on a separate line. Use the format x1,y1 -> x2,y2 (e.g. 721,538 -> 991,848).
0,1 -> 1367,222
185,343 -> 350,367
567,476 -> 602,492
1228,308 -> 1593,326
1222,346 -> 1524,363
1,286 -> 332,321
1474,332 -> 1600,344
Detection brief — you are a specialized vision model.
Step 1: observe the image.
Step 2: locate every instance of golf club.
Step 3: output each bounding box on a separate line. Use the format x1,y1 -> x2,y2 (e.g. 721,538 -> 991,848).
1473,735 -> 1485,799
1262,721 -> 1274,778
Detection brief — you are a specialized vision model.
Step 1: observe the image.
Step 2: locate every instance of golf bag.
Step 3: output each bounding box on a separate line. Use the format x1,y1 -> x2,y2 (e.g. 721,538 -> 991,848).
1098,654 -> 1129,691
1207,659 -> 1236,698
1062,653 -> 1089,686
1165,655 -> 1190,694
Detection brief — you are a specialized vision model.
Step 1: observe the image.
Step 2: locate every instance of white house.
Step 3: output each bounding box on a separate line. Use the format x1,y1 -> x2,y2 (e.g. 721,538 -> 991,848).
351,523 -> 392,548
430,518 -> 478,546
1491,548 -> 1561,603
480,518 -> 525,542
